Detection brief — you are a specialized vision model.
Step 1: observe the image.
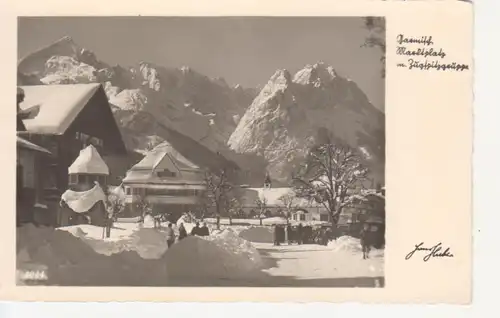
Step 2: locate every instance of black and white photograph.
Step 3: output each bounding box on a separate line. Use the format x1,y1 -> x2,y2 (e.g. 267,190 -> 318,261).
15,16 -> 386,287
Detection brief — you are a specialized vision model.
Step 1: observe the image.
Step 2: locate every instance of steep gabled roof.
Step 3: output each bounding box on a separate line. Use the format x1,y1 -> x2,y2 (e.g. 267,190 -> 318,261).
130,142 -> 200,172
19,83 -> 102,134
68,144 -> 109,175
122,142 -> 202,184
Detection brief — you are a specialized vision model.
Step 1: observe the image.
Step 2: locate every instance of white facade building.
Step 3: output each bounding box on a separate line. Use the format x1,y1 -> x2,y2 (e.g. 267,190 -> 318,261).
122,142 -> 206,218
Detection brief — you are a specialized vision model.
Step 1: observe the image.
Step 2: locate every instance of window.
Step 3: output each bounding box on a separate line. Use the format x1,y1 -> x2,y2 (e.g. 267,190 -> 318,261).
299,214 -> 306,221
43,166 -> 58,190
132,188 -> 143,195
69,174 -> 78,185
75,132 -> 103,148
125,187 -> 131,195
78,174 -> 88,184
320,214 -> 329,222
157,170 -> 176,178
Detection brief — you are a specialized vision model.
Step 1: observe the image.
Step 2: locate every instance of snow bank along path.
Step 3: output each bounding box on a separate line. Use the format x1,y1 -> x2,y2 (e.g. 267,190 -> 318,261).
58,223 -> 169,259
17,224 -> 169,286
238,226 -> 274,243
165,228 -> 264,283
328,235 -> 384,258
17,224 -> 265,286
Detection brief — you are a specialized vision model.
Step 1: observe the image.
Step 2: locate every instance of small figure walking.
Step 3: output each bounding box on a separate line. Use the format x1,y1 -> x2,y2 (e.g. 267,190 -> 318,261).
273,224 -> 280,246
178,223 -> 187,241
297,223 -> 303,245
165,223 -> 176,248
360,223 -> 371,259
286,224 -> 293,245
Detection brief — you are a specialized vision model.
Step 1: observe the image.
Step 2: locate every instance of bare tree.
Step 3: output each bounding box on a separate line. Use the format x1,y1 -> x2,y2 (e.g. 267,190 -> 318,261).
255,196 -> 268,226
225,195 -> 242,225
292,141 -> 369,226
362,17 -> 386,78
204,168 -> 232,230
135,191 -> 152,222
278,192 -> 298,224
196,190 -> 211,221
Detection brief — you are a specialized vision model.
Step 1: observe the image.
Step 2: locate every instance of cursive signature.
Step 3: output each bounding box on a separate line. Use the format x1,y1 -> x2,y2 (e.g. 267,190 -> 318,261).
405,242 -> 454,262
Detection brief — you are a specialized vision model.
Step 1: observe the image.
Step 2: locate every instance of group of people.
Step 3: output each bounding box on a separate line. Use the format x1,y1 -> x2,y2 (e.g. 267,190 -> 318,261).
273,223 -> 309,246
164,221 -> 210,248
273,223 -> 336,246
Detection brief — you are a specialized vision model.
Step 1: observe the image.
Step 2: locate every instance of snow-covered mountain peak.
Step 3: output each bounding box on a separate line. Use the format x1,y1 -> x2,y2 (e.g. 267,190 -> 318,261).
269,69 -> 292,85
18,37 -> 259,179
18,35 -> 106,76
293,62 -> 338,86
228,62 -> 385,183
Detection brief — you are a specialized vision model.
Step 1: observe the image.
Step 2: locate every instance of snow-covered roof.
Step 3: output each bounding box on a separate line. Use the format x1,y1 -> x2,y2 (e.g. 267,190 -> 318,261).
123,142 -> 204,185
68,144 -> 109,175
19,83 -> 101,134
17,136 -> 51,155
131,142 -> 200,171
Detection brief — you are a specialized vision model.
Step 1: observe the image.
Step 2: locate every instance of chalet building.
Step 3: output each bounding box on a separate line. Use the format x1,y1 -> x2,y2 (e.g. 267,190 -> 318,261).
17,135 -> 52,225
338,186 -> 386,238
16,87 -> 53,225
121,142 -> 207,220
238,184 -> 330,222
17,83 -> 127,202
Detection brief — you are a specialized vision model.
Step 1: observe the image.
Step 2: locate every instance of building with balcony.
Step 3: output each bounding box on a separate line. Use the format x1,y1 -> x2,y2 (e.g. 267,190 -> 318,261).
121,142 -> 206,220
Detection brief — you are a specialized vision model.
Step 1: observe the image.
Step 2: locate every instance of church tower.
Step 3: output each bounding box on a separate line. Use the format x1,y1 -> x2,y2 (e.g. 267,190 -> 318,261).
263,171 -> 272,189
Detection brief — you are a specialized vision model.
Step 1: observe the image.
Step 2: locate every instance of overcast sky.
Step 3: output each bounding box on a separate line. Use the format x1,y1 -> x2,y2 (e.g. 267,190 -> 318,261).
18,17 -> 385,110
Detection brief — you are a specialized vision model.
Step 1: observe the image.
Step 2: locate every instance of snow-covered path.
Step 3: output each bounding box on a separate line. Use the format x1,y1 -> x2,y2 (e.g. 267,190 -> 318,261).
252,243 -> 384,287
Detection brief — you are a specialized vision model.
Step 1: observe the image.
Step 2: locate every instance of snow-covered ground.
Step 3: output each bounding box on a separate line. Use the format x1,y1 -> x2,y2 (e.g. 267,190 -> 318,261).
252,239 -> 384,287
17,222 -> 384,287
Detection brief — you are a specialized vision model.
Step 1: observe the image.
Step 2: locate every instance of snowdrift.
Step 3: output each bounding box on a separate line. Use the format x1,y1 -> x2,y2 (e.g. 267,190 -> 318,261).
58,224 -> 169,259
142,214 -> 155,228
206,229 -> 262,269
17,224 -> 169,286
328,235 -> 384,258
165,229 -> 263,283
238,226 -> 274,243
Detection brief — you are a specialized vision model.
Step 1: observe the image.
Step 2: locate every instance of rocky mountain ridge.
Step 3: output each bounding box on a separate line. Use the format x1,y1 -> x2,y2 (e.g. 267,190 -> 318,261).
18,36 -> 257,155
228,62 -> 385,183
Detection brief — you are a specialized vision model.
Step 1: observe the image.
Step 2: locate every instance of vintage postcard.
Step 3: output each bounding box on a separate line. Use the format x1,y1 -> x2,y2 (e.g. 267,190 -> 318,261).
0,0 -> 472,303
